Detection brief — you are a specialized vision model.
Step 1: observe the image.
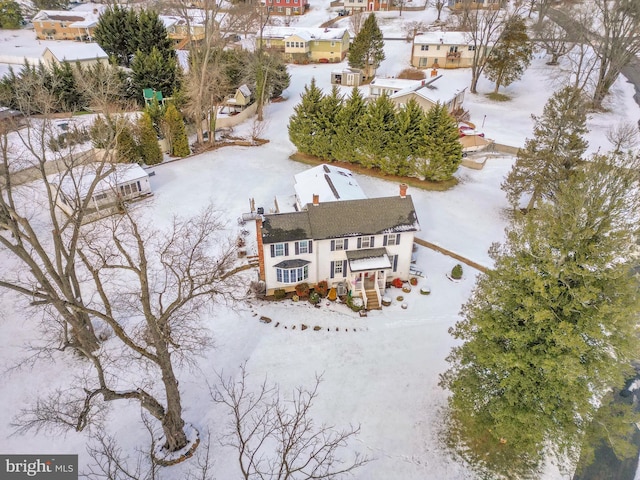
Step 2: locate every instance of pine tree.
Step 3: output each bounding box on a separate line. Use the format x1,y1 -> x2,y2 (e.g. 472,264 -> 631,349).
333,87 -> 367,164
502,86 -> 588,211
116,121 -> 141,163
348,13 -> 385,78
440,153 -> 640,479
394,99 -> 426,176
310,85 -> 343,160
138,111 -> 162,165
130,47 -> 181,105
0,0 -> 23,29
50,62 -> 84,112
164,103 -> 190,157
358,94 -> 397,171
135,10 -> 174,59
485,16 -> 533,93
415,103 -> 462,181
94,6 -> 136,67
288,78 -> 324,155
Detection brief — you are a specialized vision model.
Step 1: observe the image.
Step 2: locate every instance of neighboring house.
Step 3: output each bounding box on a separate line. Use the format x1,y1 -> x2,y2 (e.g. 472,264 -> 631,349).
260,26 -> 350,63
330,67 -> 364,86
369,77 -> 423,98
389,75 -> 467,115
257,167 -> 420,309
263,0 -> 309,16
344,0 -> 391,12
33,9 -> 102,41
411,31 -> 492,69
222,84 -> 252,113
448,0 -> 502,10
51,163 -> 152,221
0,42 -> 108,68
160,15 -> 206,49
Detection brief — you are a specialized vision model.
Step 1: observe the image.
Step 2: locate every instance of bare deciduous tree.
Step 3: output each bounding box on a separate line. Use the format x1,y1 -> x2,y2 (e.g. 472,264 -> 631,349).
606,122 -> 640,154
535,18 -> 574,66
212,365 -> 370,480
1,99 -> 247,457
403,20 -> 427,43
350,10 -> 365,36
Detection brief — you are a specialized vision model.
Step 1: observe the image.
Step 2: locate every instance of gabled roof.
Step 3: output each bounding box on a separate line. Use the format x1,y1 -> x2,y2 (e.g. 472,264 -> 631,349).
51,163 -> 148,199
262,26 -> 349,41
390,75 -> 466,105
46,43 -> 107,62
294,164 -> 366,207
262,196 -> 420,244
413,31 -> 495,46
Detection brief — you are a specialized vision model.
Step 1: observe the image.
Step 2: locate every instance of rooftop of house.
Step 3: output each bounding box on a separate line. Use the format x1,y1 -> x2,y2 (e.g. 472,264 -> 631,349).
33,9 -> 103,27
390,74 -> 467,104
369,77 -> 423,91
261,26 -> 349,41
51,163 -> 148,199
293,164 -> 367,208
261,195 -> 420,244
413,31 -> 477,46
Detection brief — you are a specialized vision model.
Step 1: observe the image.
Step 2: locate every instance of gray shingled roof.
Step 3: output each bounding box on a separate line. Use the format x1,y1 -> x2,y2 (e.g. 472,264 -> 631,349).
261,196 -> 419,244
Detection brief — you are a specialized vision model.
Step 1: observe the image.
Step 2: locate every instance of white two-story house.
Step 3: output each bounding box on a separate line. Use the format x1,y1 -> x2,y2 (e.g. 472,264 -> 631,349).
257,175 -> 420,309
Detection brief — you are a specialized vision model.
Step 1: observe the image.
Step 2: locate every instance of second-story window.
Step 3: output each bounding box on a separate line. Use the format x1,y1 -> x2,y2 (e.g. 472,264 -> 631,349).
270,242 -> 289,257
420,45 -> 429,51
357,236 -> 375,249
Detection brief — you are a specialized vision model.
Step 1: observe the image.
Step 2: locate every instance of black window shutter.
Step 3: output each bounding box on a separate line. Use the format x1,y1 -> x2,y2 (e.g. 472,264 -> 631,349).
330,240 -> 335,251
270,244 -> 275,257
383,235 -> 388,246
344,238 -> 349,250
357,237 -> 362,249
396,233 -> 401,245
295,242 -> 299,255
370,236 -> 375,247
330,261 -> 335,278
284,243 -> 289,256
393,255 -> 398,272
309,240 -> 313,253
342,260 -> 347,277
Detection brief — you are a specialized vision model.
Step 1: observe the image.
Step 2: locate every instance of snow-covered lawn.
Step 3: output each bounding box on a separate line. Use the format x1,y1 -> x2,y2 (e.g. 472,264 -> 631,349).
0,2 -> 639,479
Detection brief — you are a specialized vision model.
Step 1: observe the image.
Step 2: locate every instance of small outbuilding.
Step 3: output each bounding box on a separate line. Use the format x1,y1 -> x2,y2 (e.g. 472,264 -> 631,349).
330,68 -> 364,86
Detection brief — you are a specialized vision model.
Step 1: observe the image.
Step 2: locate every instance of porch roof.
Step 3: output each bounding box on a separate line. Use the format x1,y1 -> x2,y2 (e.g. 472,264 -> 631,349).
346,248 -> 391,272
274,259 -> 311,268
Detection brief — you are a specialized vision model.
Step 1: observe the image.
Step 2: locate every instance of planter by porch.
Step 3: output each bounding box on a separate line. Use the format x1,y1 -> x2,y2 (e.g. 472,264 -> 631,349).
402,285 -> 412,293
381,296 -> 392,307
328,287 -> 337,301
420,286 -> 431,295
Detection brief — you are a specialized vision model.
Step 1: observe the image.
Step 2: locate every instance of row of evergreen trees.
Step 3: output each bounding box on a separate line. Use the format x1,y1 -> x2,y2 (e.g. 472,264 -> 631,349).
90,103 -> 190,165
288,79 -> 463,182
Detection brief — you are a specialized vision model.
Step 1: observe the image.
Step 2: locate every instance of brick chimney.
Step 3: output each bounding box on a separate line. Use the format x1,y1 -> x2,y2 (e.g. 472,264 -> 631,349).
312,194 -> 319,206
256,217 -> 266,281
399,183 -> 408,199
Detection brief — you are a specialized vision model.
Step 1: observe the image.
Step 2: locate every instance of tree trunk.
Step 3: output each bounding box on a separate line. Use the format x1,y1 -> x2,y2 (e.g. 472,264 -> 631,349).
157,346 -> 187,451
470,70 -> 480,94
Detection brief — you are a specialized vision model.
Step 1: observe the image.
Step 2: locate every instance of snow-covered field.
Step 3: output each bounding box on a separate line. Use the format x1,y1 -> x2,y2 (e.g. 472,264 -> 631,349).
0,2 -> 639,479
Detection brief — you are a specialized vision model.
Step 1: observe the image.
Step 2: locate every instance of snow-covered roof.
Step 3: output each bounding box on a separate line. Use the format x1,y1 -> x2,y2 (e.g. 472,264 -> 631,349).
347,249 -> 391,272
262,26 -> 348,41
46,43 -> 107,62
52,163 -> 148,199
294,164 -> 366,207
413,31 -> 473,46
390,75 -> 466,104
238,84 -> 251,97
370,77 -> 423,91
159,15 -> 180,29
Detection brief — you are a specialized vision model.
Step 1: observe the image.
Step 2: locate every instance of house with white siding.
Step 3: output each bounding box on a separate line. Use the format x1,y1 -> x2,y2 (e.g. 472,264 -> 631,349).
256,167 -> 420,309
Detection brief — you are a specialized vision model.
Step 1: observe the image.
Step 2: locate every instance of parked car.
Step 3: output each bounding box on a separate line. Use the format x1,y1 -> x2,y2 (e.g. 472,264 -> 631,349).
337,9 -> 349,16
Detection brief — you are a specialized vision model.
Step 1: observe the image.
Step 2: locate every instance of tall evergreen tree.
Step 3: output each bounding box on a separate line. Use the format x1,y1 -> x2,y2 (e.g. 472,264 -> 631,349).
502,86 -> 588,211
358,94 -> 397,171
50,62 -> 84,112
94,6 -> 137,67
333,87 -> 367,164
288,78 -> 324,155
0,0 -> 23,29
136,10 -> 174,59
415,103 -> 462,181
164,104 -> 190,157
485,16 -> 533,94
440,153 -> 640,479
394,99 -> 426,176
309,85 -> 343,160
130,47 -> 181,104
116,121 -> 140,163
348,13 -> 385,78
138,111 -> 163,165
